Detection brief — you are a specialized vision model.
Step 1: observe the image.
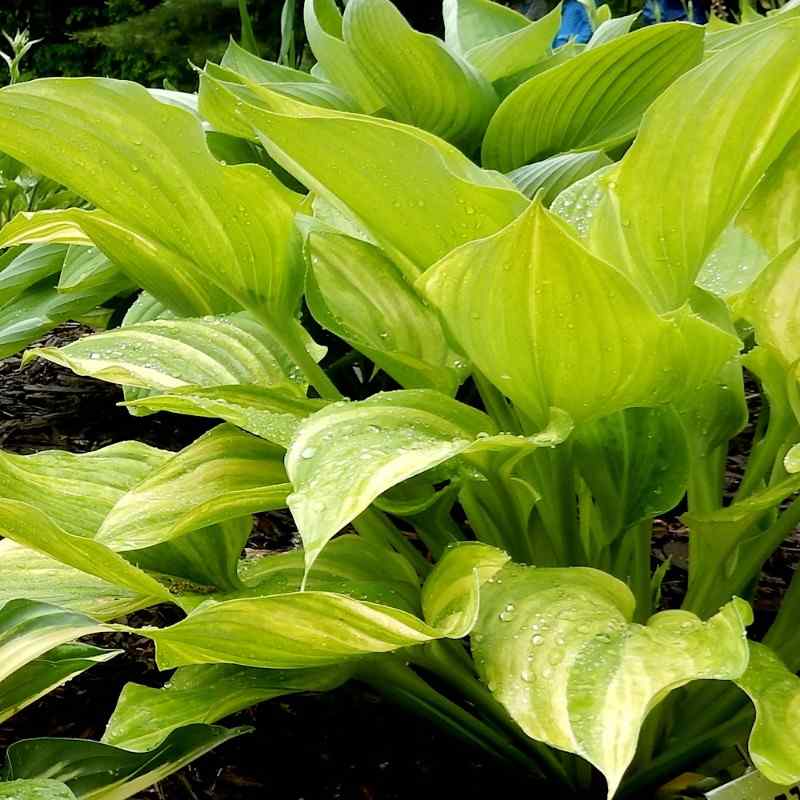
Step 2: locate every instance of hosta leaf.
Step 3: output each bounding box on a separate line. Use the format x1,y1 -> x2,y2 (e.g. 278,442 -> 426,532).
139,585 -> 479,670
419,201 -> 738,427
0,780 -> 76,799
305,228 -> 468,394
303,0 -> 385,113
572,406 -> 690,540
0,541 -> 156,620
493,40 -> 583,98
199,70 -> 528,277
443,0 -> 530,53
2,725 -> 250,800
444,545 -> 751,799
0,501 -> 173,604
682,451 -> 800,620
285,389 -> 495,571
222,37 -> 321,84
0,273 -> 129,360
0,243 -> 65,305
481,24 -> 704,171
119,290 -> 171,326
421,541 -> 511,626
58,245 -> 122,293
589,20 -> 800,311
672,324 -> 747,464
0,208 -> 236,317
123,385 -> 327,447
507,150 -> 612,205
24,313 -> 315,394
0,78 -> 304,322
342,0 -> 497,151
696,223 -> 770,299
235,534 -> 421,612
228,539 -> 421,622
126,519 -> 252,594
736,642 -> 800,786
464,5 -> 562,83
0,438 -> 249,594
550,161 -> 616,240
585,12 -> 638,49
737,131 -> 800,260
96,425 -> 289,552
0,600 -> 110,692
220,38 -> 357,111
103,663 -> 351,751
736,239 -> 800,368
785,443 -> 800,474
0,441 -> 166,538
0,644 -> 119,725
704,4 -> 800,51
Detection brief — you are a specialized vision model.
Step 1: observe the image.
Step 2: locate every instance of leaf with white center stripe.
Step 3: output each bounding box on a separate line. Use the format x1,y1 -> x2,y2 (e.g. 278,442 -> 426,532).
23,313 -> 317,394
0,501 -> 173,604
138,579 -> 480,670
96,424 -> 289,553
285,390 -> 495,572
436,544 -> 752,799
0,600 -> 110,696
0,441 -> 165,539
123,385 -> 327,447
0,541 -> 156,620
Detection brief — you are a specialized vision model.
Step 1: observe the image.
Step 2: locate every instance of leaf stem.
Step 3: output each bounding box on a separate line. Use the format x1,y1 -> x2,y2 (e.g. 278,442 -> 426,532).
353,507 -> 432,577
255,312 -> 343,400
617,707 -> 752,798
410,640 -> 577,790
473,371 -> 522,434
353,654 -> 554,783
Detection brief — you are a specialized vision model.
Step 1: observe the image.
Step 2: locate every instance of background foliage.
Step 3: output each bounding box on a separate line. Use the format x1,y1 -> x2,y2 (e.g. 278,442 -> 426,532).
0,0 -> 469,91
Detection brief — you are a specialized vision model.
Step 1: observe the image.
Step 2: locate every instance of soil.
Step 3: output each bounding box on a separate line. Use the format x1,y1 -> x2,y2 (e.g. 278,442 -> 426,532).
1,323 -> 798,799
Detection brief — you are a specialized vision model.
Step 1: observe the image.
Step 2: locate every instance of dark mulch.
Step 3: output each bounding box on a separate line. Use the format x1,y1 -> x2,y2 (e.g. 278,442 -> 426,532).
1,323 -> 798,799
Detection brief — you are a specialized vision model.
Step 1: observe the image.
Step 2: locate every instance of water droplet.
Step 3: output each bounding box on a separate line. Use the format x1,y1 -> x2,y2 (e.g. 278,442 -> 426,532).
531,634 -> 544,646
301,446 -> 317,459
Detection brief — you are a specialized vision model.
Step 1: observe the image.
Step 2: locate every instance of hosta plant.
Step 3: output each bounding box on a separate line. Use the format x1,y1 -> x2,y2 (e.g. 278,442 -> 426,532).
0,1 -> 800,797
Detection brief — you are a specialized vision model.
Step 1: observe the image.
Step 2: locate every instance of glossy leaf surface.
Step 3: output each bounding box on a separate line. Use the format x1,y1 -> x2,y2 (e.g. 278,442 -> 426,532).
420,201 -> 738,427
285,390 -> 494,571
736,642 -> 800,786
482,24 -> 703,171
